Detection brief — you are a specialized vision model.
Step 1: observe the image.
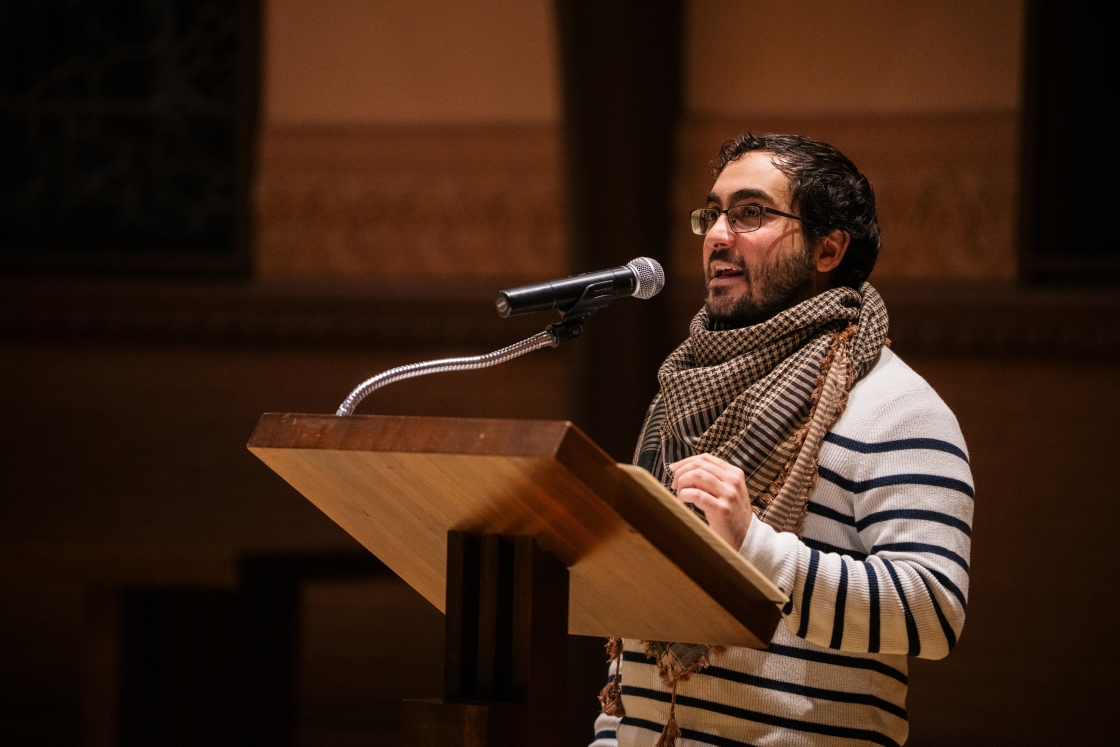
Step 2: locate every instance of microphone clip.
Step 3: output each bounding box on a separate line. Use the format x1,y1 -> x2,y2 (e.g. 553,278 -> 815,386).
545,277 -> 617,347
547,313 -> 591,347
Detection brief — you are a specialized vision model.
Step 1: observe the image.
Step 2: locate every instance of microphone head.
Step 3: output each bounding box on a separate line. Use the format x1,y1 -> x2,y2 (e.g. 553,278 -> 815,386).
627,257 -> 666,300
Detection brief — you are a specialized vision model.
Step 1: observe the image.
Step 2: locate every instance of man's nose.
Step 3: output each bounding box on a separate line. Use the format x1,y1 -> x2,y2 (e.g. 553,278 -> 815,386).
706,212 -> 735,244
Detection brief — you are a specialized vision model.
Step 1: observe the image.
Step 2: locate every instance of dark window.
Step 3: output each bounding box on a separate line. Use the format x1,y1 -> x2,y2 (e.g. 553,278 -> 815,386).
1020,0 -> 1120,283
0,0 -> 259,275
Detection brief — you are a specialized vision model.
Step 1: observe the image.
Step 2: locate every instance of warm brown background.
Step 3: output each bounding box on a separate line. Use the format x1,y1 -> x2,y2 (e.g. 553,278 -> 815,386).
257,0 -> 1020,286
2,1 -> 1117,746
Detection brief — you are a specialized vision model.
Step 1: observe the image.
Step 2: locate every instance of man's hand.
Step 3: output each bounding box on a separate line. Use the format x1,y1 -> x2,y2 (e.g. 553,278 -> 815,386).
671,453 -> 753,550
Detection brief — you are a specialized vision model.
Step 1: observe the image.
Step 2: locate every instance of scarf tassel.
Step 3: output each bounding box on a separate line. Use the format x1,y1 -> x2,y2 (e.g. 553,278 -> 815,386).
597,676 -> 625,717
656,687 -> 682,747
598,637 -> 626,717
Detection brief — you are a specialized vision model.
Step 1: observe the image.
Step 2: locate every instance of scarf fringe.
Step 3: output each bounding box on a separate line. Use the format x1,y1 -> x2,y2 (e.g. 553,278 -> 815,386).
597,676 -> 625,717
756,323 -> 855,532
598,637 -> 626,717
655,687 -> 682,747
642,640 -> 719,689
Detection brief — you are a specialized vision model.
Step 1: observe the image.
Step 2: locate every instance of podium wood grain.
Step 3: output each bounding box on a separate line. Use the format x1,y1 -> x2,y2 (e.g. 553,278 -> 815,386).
248,414 -> 784,646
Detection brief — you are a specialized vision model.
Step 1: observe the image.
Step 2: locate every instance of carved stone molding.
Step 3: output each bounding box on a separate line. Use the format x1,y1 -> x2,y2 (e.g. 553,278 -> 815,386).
876,283 -> 1120,358
0,279 -> 545,350
667,283 -> 1120,359
672,112 -> 1019,283
11,113 -> 1110,357
255,124 -> 568,283
256,113 -> 1019,289
3,279 -> 1118,359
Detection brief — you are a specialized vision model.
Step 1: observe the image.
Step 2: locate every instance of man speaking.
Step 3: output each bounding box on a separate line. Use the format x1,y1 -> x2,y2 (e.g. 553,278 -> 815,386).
591,134 -> 973,747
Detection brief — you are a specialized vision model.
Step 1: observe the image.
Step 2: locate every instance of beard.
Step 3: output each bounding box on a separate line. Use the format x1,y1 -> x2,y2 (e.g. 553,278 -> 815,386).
704,246 -> 815,329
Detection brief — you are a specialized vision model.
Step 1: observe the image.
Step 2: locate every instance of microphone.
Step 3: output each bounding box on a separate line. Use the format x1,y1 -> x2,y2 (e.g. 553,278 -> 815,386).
495,257 -> 665,318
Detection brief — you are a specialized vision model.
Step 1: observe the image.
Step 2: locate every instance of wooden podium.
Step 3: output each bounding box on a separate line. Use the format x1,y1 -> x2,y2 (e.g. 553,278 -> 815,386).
248,414 -> 784,747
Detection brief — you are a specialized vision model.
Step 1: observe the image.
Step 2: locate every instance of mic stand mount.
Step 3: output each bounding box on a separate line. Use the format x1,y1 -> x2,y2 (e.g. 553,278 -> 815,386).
335,289 -> 612,416
543,277 -> 617,346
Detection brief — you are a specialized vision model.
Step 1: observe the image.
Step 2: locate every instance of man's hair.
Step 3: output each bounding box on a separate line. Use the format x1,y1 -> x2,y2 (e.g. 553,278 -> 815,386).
713,133 -> 880,289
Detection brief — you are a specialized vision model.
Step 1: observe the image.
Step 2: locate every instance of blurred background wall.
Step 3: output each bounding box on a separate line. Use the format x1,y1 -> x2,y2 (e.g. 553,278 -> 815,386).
257,0 -> 565,282
1,1 -> 1117,746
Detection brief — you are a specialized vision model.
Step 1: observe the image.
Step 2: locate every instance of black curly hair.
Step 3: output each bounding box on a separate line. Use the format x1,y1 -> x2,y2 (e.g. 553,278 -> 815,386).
712,133 -> 881,289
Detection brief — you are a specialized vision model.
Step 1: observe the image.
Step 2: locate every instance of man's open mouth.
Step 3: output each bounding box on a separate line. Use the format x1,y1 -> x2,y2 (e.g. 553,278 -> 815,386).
712,267 -> 744,278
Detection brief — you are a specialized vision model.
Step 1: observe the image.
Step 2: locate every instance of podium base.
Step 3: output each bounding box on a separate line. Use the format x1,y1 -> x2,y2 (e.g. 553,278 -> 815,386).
418,531 -> 568,747
402,699 -> 527,747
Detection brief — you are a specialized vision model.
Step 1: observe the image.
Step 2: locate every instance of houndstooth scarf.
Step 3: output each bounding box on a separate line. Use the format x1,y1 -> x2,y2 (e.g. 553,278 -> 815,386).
599,283 -> 889,745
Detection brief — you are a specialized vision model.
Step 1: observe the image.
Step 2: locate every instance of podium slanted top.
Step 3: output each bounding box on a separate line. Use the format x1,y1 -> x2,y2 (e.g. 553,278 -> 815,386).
248,413 -> 785,647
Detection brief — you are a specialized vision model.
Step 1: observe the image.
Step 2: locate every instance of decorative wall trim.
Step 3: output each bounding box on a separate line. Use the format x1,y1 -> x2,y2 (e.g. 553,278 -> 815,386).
668,283 -> 1120,359
0,279 -> 546,350
257,113 -> 1019,289
255,124 -> 567,282
9,114 -> 1111,356
876,283 -> 1120,358
671,112 -> 1019,283
3,279 -> 1118,358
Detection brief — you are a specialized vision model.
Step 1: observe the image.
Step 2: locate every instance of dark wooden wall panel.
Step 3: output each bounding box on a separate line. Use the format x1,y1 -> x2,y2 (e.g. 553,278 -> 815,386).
903,356 -> 1120,745
0,340 -> 572,550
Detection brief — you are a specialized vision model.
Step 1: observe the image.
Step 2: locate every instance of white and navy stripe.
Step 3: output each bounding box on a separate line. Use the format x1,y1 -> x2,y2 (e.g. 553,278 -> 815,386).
590,349 -> 973,747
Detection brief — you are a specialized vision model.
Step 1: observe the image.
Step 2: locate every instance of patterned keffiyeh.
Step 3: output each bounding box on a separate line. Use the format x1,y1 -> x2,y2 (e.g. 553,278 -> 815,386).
637,281 -> 888,531
600,283 -> 890,746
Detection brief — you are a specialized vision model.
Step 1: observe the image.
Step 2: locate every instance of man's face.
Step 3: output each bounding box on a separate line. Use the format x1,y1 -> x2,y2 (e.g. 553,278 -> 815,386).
703,151 -> 814,328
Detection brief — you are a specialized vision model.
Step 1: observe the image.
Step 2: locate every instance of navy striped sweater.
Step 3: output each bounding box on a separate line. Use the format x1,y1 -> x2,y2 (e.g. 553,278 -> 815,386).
591,348 -> 973,747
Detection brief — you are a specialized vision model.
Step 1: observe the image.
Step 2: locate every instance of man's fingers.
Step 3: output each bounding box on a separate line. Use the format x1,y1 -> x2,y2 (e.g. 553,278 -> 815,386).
671,455 -> 744,493
674,467 -> 728,498
671,461 -> 724,494
670,453 -> 752,550
673,453 -> 723,472
671,456 -> 723,486
672,453 -> 741,481
677,487 -> 717,511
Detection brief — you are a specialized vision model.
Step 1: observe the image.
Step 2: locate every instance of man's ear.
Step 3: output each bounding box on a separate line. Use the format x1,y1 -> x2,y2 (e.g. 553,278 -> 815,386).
814,230 -> 850,274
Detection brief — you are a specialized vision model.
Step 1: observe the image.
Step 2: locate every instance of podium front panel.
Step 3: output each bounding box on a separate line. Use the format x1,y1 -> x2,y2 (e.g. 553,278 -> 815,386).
249,414 -> 784,647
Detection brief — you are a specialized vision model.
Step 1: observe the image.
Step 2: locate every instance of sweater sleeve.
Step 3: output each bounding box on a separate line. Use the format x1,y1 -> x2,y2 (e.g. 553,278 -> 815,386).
739,381 -> 974,659
589,712 -> 620,747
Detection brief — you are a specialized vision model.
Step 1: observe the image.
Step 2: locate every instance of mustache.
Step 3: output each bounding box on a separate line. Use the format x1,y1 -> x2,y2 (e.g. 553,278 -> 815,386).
705,249 -> 746,279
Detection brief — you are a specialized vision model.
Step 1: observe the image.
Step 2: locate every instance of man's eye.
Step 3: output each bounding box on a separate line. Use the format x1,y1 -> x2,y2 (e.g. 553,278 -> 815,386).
742,206 -> 762,218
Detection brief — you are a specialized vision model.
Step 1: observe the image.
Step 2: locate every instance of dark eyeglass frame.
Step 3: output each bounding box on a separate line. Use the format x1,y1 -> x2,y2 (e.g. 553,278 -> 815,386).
690,204 -> 802,235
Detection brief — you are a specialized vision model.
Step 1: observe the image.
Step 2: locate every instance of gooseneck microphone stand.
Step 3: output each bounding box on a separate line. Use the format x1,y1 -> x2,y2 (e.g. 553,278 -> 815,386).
337,256 -> 664,416
335,287 -> 609,417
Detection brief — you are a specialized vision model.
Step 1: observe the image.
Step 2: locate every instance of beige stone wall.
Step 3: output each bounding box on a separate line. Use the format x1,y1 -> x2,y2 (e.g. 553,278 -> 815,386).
685,0 -> 1023,116
255,124 -> 566,281
262,0 -> 560,125
672,112 -> 1019,284
674,0 -> 1023,283
255,0 -> 565,282
255,0 -> 1024,283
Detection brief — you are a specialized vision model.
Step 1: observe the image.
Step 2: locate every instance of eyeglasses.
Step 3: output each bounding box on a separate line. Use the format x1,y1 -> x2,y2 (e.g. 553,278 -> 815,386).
690,204 -> 802,235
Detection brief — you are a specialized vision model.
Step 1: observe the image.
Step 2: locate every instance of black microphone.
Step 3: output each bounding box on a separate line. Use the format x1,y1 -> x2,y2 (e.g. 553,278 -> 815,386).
495,257 -> 665,317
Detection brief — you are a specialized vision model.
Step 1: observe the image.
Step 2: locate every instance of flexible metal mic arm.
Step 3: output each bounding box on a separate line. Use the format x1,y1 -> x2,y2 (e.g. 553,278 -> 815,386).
334,310 -> 595,417
336,257 -> 664,416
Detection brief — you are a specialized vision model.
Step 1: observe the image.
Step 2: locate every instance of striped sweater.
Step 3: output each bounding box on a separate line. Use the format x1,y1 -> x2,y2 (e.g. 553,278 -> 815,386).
591,348 -> 973,747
